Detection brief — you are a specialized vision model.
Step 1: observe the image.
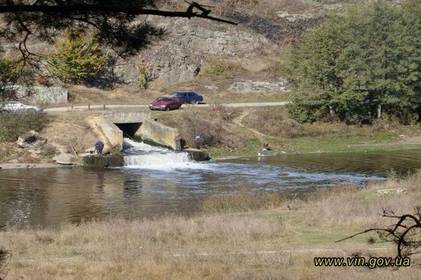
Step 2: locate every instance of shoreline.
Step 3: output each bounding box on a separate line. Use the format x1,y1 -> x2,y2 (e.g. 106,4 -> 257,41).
0,171 -> 419,279
2,144 -> 421,169
0,162 -> 75,170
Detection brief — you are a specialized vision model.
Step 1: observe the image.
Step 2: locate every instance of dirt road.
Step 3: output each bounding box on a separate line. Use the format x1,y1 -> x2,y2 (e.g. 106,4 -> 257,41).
44,101 -> 289,113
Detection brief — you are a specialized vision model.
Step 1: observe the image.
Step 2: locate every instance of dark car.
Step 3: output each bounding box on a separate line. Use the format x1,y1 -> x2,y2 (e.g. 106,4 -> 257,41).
149,97 -> 182,111
171,91 -> 204,104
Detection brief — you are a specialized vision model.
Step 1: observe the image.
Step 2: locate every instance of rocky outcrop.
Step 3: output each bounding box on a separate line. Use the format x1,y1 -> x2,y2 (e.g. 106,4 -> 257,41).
228,79 -> 288,93
135,119 -> 182,151
113,18 -> 278,87
5,85 -> 68,105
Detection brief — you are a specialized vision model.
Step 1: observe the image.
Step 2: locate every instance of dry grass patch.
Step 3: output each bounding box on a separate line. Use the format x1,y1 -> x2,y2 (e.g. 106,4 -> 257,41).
1,171 -> 421,279
242,107 -> 420,140
160,107 -> 243,150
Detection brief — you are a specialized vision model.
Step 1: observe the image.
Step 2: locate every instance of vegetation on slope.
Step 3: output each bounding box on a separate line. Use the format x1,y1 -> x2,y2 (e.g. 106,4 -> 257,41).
285,1 -> 421,124
47,31 -> 108,84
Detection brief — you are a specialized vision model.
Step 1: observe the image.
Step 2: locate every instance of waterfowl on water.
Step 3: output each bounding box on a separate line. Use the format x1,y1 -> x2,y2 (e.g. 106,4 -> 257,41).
258,144 -> 272,157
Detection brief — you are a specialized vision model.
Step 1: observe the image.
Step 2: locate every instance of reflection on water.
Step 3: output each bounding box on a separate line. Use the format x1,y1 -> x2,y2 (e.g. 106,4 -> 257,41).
1,149 -> 421,228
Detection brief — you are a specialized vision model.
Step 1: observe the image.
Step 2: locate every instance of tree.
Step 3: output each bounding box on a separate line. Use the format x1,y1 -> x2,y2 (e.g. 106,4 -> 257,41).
286,0 -> 421,124
47,30 -> 107,84
0,0 -> 236,62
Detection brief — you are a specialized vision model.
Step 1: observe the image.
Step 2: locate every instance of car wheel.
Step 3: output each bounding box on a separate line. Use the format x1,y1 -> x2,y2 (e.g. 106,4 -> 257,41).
165,107 -> 170,111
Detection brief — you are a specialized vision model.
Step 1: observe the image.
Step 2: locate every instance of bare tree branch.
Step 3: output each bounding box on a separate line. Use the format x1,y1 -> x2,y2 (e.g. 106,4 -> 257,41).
337,209 -> 421,258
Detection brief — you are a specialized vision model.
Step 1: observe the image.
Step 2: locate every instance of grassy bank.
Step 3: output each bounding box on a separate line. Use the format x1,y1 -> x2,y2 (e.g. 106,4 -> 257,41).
157,107 -> 421,159
1,172 -> 420,279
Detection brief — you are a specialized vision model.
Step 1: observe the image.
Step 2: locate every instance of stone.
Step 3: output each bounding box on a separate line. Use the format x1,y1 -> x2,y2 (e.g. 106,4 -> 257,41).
228,79 -> 289,94
82,154 -> 124,168
276,11 -> 322,23
53,153 -> 77,165
16,130 -> 46,148
130,18 -> 277,87
5,85 -> 69,105
184,148 -> 210,162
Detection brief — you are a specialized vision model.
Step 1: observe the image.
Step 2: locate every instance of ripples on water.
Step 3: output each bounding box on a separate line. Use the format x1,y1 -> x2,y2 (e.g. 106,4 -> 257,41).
1,139 -> 421,227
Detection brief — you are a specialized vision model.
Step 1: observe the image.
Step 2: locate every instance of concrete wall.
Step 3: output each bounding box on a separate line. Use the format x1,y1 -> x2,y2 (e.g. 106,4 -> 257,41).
104,111 -> 148,124
6,85 -> 68,105
135,119 -> 182,151
88,116 -> 123,154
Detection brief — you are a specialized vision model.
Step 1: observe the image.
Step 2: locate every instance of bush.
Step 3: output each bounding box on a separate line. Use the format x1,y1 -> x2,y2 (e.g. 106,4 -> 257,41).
178,110 -> 237,149
137,61 -> 152,89
0,112 -> 48,143
47,30 -> 108,84
285,1 -> 421,124
0,53 -> 34,100
202,57 -> 242,77
210,104 -> 240,122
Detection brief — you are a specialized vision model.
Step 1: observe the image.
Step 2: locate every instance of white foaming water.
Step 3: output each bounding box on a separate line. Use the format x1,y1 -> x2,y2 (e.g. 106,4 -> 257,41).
123,138 -> 209,171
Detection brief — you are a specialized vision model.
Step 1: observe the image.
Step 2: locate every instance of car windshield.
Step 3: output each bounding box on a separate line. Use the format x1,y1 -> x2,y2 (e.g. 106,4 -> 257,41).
157,98 -> 174,102
175,91 -> 198,96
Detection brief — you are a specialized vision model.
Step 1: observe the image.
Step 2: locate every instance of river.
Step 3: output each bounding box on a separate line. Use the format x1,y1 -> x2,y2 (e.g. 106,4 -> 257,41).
1,138 -> 421,228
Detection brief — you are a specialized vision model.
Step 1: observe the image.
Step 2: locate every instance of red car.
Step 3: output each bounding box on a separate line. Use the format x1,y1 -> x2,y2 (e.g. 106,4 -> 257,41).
149,97 -> 182,111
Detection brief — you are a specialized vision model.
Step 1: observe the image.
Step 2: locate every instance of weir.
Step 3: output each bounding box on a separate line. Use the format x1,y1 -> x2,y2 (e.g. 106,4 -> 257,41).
85,111 -> 209,167
88,112 -> 182,152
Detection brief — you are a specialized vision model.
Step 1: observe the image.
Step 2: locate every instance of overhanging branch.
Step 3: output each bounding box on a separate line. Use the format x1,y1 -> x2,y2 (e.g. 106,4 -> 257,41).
0,4 -> 237,25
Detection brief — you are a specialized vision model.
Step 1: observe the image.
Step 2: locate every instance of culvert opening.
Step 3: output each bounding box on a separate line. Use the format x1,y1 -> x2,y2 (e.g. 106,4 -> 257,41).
115,123 -> 142,138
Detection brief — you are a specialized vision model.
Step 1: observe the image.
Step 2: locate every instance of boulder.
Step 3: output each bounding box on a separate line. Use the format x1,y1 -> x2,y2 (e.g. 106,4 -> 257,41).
184,148 -> 210,162
16,130 -> 46,148
82,154 -> 124,168
53,153 -> 77,165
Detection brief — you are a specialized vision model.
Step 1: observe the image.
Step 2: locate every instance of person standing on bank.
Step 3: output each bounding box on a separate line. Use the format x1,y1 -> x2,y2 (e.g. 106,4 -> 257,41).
95,140 -> 104,155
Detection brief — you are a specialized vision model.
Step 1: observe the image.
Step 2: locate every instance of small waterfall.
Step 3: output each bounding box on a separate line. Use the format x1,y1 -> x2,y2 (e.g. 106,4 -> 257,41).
123,138 -> 206,170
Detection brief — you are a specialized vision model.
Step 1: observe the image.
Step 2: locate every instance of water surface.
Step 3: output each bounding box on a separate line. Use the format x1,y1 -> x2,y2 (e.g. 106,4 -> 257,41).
1,143 -> 421,228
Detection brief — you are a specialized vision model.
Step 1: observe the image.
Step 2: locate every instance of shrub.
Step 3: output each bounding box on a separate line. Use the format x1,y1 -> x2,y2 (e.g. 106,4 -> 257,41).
0,112 -> 48,143
202,57 -> 242,77
284,1 -> 421,124
47,30 -> 108,84
137,60 -> 152,89
178,110 -> 237,149
0,54 -> 34,100
210,104 -> 240,122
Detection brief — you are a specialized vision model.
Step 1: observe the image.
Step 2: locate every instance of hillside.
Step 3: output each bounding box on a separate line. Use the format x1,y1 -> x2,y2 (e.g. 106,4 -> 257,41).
0,0 -> 356,100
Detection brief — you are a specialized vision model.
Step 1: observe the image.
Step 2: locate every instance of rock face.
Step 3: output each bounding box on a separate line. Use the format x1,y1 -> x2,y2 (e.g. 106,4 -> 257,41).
228,79 -> 288,93
16,130 -> 47,148
113,18 -> 277,87
5,85 -> 69,105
